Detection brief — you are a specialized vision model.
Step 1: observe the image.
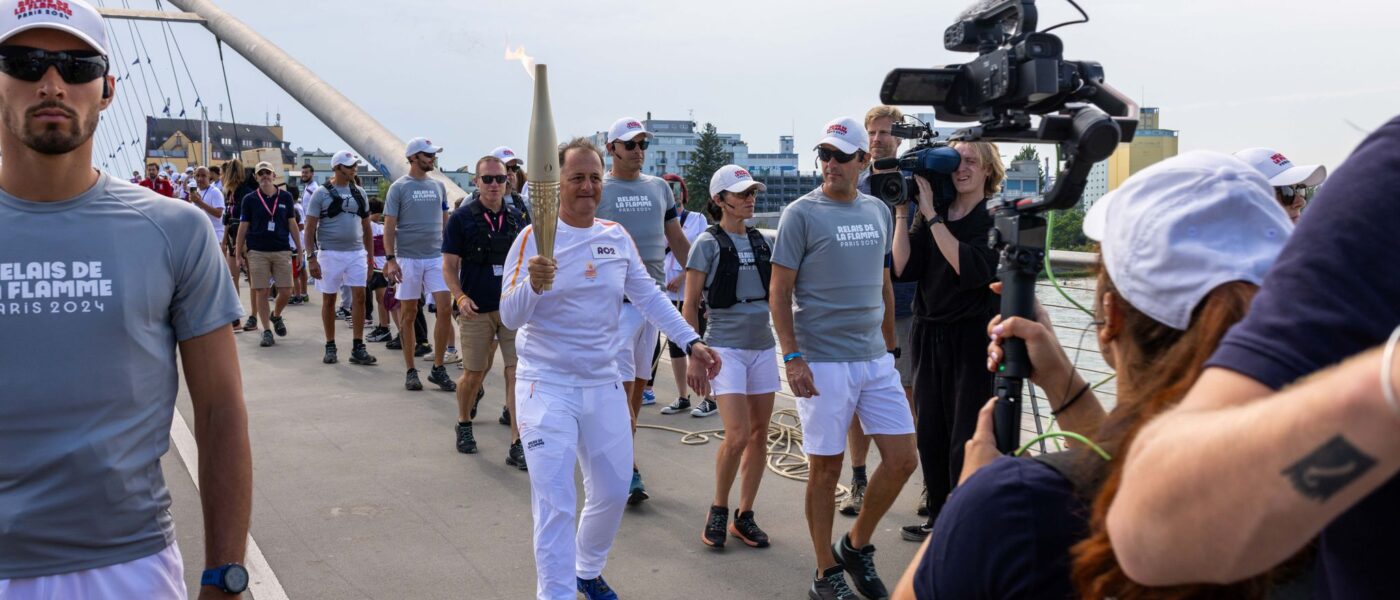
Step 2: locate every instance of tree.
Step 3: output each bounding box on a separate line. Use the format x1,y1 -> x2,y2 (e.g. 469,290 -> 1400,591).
1015,144 -> 1045,182
1048,206 -> 1092,252
682,122 -> 732,213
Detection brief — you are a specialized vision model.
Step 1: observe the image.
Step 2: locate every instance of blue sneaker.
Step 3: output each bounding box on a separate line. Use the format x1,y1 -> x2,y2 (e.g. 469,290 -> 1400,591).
627,469 -> 649,505
641,388 -> 656,406
577,575 -> 619,600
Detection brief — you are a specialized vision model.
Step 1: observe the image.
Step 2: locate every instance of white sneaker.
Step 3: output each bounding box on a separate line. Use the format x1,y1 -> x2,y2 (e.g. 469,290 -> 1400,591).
443,349 -> 462,364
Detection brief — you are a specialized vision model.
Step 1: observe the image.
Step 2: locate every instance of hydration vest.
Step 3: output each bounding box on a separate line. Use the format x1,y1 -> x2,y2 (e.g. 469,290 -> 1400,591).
461,198 -> 524,266
322,185 -> 370,220
705,224 -> 771,310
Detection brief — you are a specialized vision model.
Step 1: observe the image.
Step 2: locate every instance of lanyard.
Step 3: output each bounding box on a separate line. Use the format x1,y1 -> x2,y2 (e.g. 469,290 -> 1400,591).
256,189 -> 278,218
483,210 -> 505,234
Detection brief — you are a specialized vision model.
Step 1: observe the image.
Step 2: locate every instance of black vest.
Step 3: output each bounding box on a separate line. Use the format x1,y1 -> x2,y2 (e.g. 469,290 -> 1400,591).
705,224 -> 771,310
322,184 -> 369,219
461,199 -> 523,266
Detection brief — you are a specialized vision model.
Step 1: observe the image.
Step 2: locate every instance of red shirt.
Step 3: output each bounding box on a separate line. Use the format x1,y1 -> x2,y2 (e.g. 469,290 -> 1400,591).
139,177 -> 174,198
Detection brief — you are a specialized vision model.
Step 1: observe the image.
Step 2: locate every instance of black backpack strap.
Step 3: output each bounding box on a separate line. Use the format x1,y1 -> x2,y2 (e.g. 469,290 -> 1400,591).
350,185 -> 369,218
745,226 -> 771,301
1032,449 -> 1106,507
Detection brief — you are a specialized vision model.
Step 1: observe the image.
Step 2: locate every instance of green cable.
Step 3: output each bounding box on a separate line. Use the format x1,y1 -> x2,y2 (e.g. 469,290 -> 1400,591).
1014,431 -> 1113,461
1044,210 -> 1094,317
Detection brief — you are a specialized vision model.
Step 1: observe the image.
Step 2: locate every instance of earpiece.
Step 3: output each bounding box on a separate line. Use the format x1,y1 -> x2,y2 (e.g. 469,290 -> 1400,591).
101,80 -> 110,99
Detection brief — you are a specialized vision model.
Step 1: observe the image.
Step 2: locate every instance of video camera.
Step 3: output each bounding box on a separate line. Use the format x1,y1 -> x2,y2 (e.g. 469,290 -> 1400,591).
868,119 -> 960,210
878,0 -> 1138,453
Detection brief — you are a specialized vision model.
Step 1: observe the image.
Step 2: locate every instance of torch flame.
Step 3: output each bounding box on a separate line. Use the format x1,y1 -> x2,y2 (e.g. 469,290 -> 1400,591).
504,44 -> 535,80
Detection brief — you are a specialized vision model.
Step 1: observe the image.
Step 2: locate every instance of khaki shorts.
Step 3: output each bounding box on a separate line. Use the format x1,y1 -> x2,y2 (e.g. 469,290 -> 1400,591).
457,311 -> 517,371
247,250 -> 293,289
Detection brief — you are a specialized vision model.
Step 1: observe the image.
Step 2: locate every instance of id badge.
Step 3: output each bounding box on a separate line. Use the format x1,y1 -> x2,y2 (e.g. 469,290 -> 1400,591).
493,265 -> 504,277
267,222 -> 276,232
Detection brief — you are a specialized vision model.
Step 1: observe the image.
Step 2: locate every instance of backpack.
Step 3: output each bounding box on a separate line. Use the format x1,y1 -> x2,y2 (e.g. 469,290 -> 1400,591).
705,224 -> 771,310
323,185 -> 369,220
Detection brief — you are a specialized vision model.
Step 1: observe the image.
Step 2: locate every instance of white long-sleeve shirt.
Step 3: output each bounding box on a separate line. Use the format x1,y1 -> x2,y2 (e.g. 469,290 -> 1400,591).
501,218 -> 700,386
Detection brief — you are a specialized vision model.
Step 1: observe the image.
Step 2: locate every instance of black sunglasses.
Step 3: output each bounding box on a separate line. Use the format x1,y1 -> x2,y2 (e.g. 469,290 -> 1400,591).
506,164 -> 521,172
723,188 -> 758,199
1276,184 -> 1309,200
617,139 -> 650,151
817,147 -> 861,164
480,174 -> 509,185
0,46 -> 108,84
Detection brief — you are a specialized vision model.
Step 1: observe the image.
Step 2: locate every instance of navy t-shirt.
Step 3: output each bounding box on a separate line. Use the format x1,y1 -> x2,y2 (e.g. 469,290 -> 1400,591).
1206,116 -> 1400,599
239,189 -> 296,252
914,456 -> 1087,599
441,199 -> 523,314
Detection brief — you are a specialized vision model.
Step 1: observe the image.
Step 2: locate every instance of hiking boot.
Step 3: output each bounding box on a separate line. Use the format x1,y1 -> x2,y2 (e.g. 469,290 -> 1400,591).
641,388 -> 656,406
838,480 -> 866,516
691,397 -> 718,418
414,342 -> 432,358
243,315 -> 257,331
627,469 -> 649,505
576,576 -> 619,600
404,368 -> 423,391
349,344 -> 377,365
455,422 -> 477,454
259,330 -> 275,347
271,314 -> 287,337
322,342 -> 338,364
506,440 -> 528,470
498,405 -> 511,426
702,505 -> 728,549
832,534 -> 888,600
660,397 -> 691,415
916,485 -> 929,517
900,521 -> 932,543
427,365 -> 456,391
809,565 -> 857,600
386,335 -> 402,350
730,510 -> 770,548
366,326 -> 392,343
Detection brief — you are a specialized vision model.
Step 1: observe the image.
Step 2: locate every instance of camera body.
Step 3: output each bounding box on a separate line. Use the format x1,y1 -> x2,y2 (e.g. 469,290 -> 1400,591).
869,121 -> 960,211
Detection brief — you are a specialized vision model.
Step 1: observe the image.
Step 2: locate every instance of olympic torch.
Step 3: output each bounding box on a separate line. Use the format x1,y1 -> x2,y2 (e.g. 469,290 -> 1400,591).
527,63 -> 560,290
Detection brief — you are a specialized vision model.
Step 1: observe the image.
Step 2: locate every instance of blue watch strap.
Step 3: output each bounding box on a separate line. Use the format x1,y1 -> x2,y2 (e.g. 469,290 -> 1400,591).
783,352 -> 803,363
201,565 -> 224,587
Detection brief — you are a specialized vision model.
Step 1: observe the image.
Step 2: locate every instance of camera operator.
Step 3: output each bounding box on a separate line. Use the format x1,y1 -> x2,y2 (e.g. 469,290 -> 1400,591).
889,140 -> 1003,541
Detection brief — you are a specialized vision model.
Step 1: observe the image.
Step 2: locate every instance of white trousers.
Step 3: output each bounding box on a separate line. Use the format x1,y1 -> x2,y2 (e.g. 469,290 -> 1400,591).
0,542 -> 184,600
516,380 -> 633,600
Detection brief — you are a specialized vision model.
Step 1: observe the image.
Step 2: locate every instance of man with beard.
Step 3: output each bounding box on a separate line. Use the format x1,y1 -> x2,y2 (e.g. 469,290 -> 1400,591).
138,162 -> 172,197
0,2 -> 251,597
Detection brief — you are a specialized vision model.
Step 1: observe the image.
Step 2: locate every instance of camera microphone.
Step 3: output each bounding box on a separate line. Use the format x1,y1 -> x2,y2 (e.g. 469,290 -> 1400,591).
873,157 -> 900,170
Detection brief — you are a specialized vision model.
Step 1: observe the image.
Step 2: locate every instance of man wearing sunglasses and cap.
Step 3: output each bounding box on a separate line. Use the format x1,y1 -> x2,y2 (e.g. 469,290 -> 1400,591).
236,161 -> 304,348
0,1 -> 251,598
305,150 -> 378,367
491,145 -> 532,220
384,137 -> 458,393
597,116 -> 694,504
1234,147 -> 1327,224
772,117 -> 916,600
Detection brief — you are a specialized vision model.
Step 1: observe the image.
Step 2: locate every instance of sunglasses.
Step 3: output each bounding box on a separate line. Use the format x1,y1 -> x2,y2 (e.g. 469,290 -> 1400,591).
617,139 -> 650,151
480,174 -> 509,185
1277,184 -> 1310,200
817,147 -> 861,164
0,46 -> 108,84
506,164 -> 521,172
724,188 -> 758,199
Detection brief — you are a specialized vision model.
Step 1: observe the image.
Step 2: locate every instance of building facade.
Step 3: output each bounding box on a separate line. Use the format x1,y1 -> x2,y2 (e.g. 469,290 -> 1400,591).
145,116 -> 295,173
591,115 -> 799,177
1106,107 -> 1179,190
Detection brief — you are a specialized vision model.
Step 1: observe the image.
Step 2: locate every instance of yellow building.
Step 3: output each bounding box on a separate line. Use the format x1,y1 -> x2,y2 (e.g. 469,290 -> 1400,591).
1106,107 -> 1179,189
144,116 -> 294,174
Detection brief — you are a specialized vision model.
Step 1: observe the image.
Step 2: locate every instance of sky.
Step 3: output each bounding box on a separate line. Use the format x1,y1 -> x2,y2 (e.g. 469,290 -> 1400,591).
95,0 -> 1398,179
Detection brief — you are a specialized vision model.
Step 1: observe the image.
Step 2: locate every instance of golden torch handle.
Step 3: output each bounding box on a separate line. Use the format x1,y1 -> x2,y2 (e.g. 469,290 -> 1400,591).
527,63 -> 560,291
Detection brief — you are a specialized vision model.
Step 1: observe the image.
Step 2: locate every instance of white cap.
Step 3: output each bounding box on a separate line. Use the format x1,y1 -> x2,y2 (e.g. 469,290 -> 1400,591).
491,146 -> 523,166
814,117 -> 869,155
184,166 -> 194,173
607,117 -> 649,143
0,0 -> 109,56
1233,147 -> 1327,188
1084,151 -> 1291,330
331,150 -> 362,168
405,137 -> 442,158
709,164 -> 766,197
254,161 -> 275,174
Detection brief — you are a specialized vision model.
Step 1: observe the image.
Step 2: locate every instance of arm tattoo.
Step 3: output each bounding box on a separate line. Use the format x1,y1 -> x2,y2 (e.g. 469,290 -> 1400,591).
1281,435 -> 1377,502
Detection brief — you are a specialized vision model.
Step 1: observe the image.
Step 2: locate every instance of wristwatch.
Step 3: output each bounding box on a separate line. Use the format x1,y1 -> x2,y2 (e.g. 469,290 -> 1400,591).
928,214 -> 945,226
201,563 -> 249,594
385,254 -> 396,262
684,338 -> 703,356
307,251 -> 318,260
889,347 -> 902,359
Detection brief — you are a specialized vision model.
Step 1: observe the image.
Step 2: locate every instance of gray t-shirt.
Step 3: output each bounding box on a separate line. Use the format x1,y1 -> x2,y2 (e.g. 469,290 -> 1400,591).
385,175 -> 447,259
598,173 -> 675,286
0,175 -> 242,578
771,189 -> 892,362
306,184 -> 367,252
687,229 -> 776,350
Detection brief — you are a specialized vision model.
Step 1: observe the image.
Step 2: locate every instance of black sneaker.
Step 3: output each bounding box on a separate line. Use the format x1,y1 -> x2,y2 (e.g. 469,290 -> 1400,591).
259,330 -> 275,347
367,326 -> 392,343
900,522 -> 932,542
690,397 -> 718,417
289,295 -> 302,306
832,534 -> 887,600
414,342 -> 432,358
498,405 -> 511,426
271,314 -> 287,337
660,397 -> 691,415
507,440 -> 528,470
470,387 -> 484,419
323,342 -> 338,364
455,422 -> 477,454
349,344 -> 377,365
427,365 -> 456,391
730,510 -> 770,548
386,335 -> 403,350
405,368 -> 423,391
702,505 -> 727,548
628,469 -> 649,505
243,315 -> 257,331
809,565 -> 856,600
336,307 -> 350,320
231,318 -> 242,328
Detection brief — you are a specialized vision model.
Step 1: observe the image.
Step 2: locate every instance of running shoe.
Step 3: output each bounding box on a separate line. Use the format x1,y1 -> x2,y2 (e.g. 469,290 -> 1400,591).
916,485 -> 929,517
289,295 -> 302,306
498,405 -> 511,426
506,440 -> 527,470
366,326 -> 392,343
730,510 -> 770,548
427,365 -> 456,391
243,315 -> 257,331
627,469 -> 649,505
838,480 -> 866,516
690,398 -> 718,418
270,315 -> 287,337
405,368 -> 423,391
832,534 -> 887,600
455,422 -> 477,454
443,348 -> 462,364
641,388 -> 656,406
322,342 -> 337,364
414,342 -> 432,358
336,307 -> 350,320
900,522 -> 932,543
386,335 -> 402,350
576,576 -> 619,600
660,397 -> 691,415
259,330 -> 275,347
349,344 -> 377,365
300,294 -> 311,303
702,505 -> 727,549
809,566 -> 856,600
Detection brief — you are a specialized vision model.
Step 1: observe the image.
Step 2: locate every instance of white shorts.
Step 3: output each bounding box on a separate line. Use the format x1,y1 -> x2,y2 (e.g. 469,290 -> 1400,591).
396,256 -> 448,298
710,346 -> 781,397
314,249 -> 369,294
797,354 -> 915,456
616,303 -> 660,382
0,542 -> 184,599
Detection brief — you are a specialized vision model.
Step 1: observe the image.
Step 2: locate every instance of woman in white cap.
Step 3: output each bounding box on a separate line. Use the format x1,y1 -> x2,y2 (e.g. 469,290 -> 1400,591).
683,164 -> 779,550
1233,147 -> 1327,224
890,151 -> 1306,599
